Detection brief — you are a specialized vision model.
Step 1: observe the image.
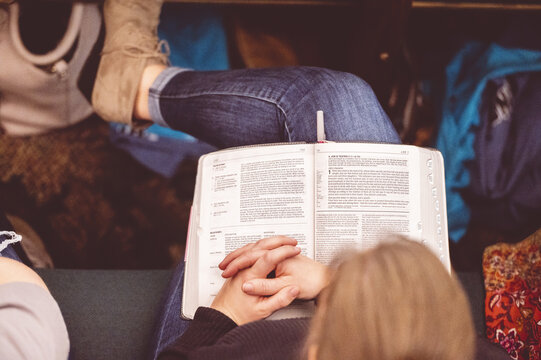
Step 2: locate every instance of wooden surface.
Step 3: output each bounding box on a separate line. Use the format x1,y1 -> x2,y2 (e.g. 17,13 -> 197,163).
161,0 -> 541,10
36,0 -> 541,10
412,1 -> 541,10
162,0 -> 353,4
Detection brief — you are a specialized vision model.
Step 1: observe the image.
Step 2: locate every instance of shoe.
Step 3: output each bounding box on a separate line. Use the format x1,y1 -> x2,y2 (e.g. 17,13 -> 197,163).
92,0 -> 167,126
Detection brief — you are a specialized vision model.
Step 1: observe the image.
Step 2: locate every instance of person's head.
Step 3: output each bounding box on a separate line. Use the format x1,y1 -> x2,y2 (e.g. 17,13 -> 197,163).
306,236 -> 475,360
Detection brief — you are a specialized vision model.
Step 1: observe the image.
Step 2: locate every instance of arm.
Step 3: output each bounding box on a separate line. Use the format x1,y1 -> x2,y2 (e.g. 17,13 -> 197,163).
0,258 -> 69,360
0,257 -> 48,290
158,307 -> 237,360
159,243 -> 303,358
159,307 -> 311,360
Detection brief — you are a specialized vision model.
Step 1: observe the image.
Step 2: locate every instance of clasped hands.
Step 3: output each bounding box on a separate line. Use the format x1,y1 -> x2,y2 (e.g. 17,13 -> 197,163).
210,236 -> 330,325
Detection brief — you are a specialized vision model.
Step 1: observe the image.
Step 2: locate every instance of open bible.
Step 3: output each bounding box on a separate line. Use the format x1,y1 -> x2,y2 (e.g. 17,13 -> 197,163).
182,141 -> 449,319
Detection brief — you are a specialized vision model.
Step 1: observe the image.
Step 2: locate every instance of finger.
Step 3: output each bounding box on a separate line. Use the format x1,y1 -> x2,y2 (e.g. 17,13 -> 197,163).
251,245 -> 301,277
242,277 -> 289,296
259,286 -> 299,317
219,236 -> 297,272
254,236 -> 298,250
221,249 -> 267,278
219,243 -> 255,270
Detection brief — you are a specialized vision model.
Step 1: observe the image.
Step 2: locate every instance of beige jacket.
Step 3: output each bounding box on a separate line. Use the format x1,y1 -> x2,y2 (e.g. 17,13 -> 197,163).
0,3 -> 100,136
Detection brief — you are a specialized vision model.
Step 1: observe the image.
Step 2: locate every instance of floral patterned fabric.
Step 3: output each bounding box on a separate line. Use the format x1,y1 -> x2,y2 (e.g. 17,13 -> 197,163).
483,228 -> 541,360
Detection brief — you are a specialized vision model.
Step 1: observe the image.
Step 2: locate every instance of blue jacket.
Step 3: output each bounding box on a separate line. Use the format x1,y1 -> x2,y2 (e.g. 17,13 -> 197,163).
436,42 -> 541,241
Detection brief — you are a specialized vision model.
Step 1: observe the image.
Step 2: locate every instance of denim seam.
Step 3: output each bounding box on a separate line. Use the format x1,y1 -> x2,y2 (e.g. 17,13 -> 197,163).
153,299 -> 171,359
158,92 -> 291,141
152,278 -> 181,360
280,85 -> 313,141
148,92 -> 167,128
149,67 -> 192,127
273,70 -> 316,142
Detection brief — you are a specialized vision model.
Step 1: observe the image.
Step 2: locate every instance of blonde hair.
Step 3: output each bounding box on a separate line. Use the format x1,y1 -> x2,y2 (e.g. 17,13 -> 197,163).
306,236 -> 475,360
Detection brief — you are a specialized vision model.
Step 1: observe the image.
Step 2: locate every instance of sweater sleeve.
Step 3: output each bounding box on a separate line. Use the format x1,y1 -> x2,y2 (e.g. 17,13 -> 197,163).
0,282 -> 70,360
158,307 -> 237,360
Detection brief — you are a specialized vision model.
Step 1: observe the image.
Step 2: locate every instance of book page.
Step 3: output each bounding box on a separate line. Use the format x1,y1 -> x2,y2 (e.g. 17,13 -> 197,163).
196,144 -> 315,308
314,143 -> 423,264
417,149 -> 450,270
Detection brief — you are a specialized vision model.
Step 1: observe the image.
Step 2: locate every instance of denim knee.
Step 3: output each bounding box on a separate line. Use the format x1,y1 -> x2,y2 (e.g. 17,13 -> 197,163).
287,67 -> 375,104
315,68 -> 374,99
281,67 -> 399,143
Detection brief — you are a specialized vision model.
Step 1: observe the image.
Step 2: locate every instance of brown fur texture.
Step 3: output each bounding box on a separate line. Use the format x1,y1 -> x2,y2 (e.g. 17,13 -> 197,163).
0,117 -> 193,269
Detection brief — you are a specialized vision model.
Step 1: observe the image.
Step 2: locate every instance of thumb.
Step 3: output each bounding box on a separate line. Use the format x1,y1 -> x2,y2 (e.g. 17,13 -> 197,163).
259,285 -> 299,316
243,277 -> 288,296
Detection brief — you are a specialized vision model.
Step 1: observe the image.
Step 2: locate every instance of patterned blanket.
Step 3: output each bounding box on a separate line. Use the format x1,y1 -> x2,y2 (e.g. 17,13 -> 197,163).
484,228 -> 541,360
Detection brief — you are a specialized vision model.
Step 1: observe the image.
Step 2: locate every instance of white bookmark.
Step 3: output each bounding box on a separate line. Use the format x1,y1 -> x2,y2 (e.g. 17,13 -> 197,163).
316,110 -> 326,142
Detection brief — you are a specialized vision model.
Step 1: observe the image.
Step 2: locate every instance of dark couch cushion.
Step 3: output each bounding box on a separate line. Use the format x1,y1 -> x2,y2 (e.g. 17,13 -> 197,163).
37,270 -> 485,360
457,271 -> 486,334
37,269 -> 173,360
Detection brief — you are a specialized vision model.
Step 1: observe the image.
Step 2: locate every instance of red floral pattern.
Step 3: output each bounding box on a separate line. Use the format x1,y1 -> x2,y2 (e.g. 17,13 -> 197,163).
483,229 -> 541,360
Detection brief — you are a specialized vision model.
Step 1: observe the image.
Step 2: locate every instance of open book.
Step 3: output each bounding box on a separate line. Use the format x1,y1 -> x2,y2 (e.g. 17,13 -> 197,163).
182,141 -> 449,320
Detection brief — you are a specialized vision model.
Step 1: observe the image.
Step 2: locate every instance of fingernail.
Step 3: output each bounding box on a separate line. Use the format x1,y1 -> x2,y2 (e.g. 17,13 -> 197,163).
243,282 -> 254,292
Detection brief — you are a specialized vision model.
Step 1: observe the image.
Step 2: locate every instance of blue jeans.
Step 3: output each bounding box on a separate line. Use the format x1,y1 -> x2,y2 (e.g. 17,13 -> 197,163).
147,66 -> 400,359
148,261 -> 187,360
149,66 -> 400,147
0,244 -> 20,261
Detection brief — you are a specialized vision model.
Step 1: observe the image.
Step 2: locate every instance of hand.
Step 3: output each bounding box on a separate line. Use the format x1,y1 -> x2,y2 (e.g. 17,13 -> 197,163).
211,244 -> 301,325
219,236 -> 331,300
219,236 -> 298,278
243,254 -> 330,300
